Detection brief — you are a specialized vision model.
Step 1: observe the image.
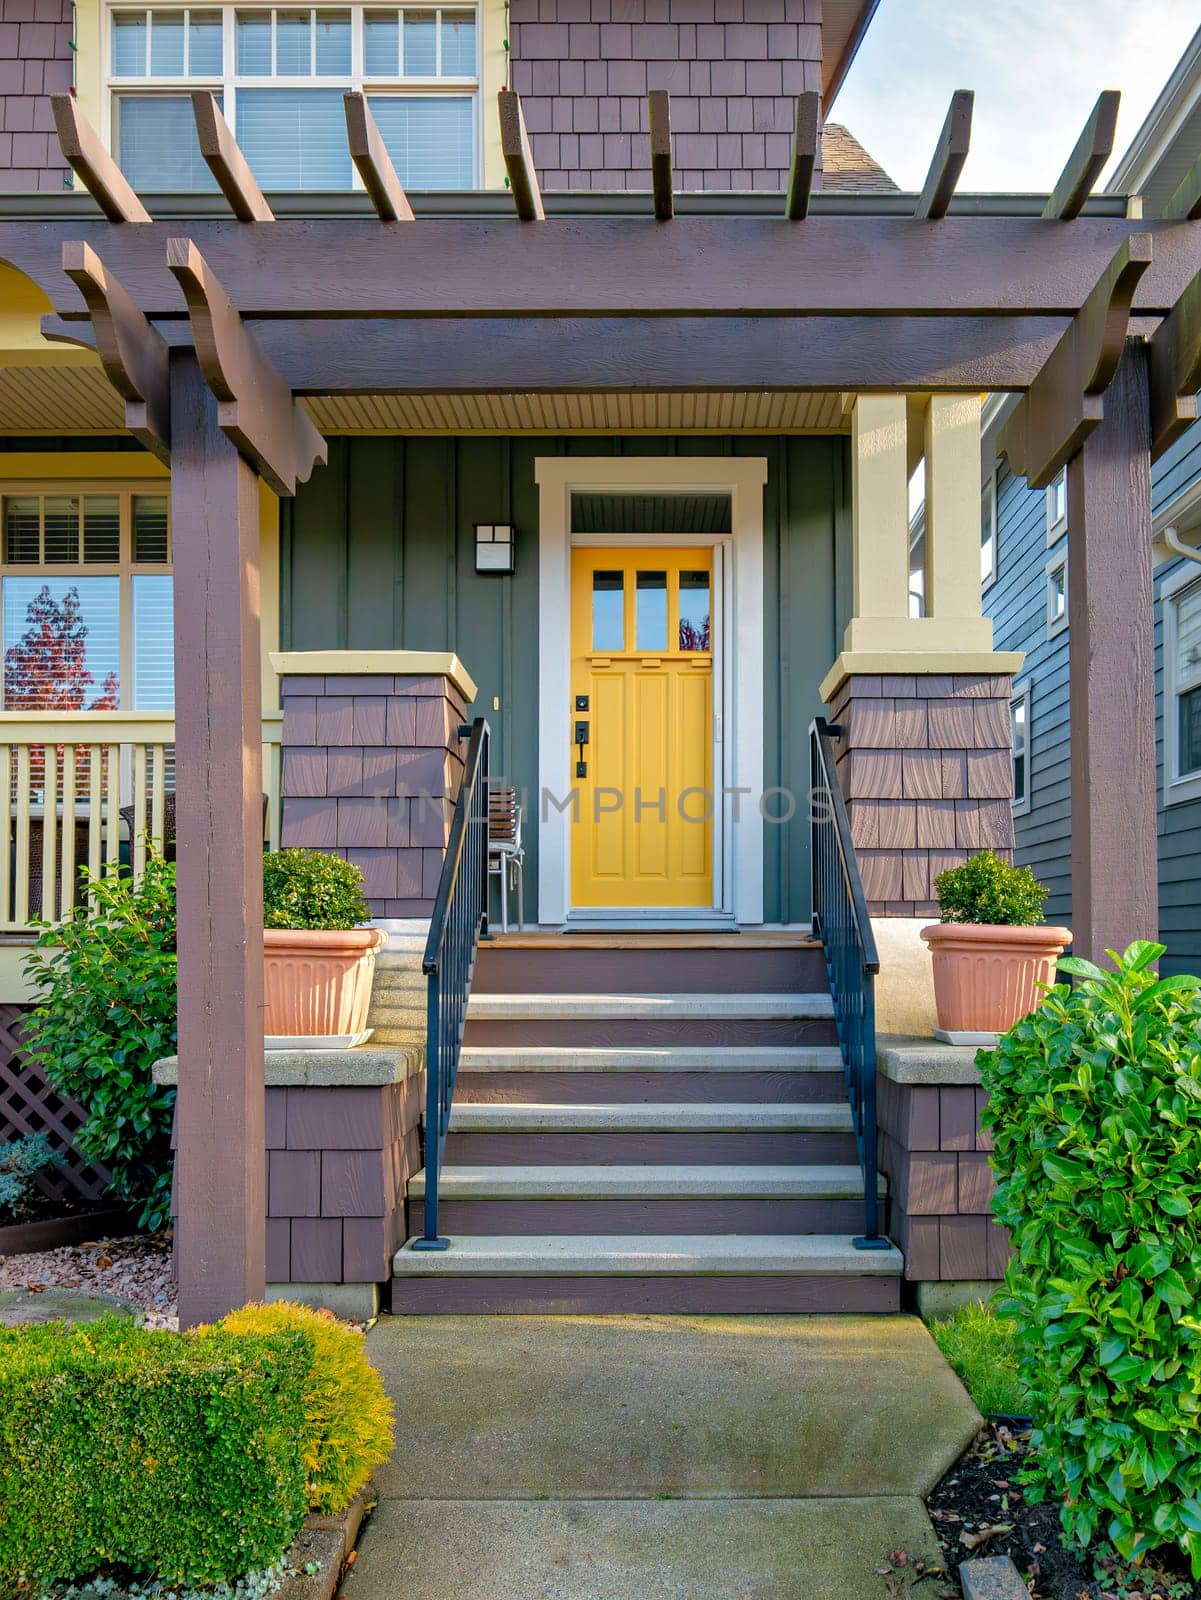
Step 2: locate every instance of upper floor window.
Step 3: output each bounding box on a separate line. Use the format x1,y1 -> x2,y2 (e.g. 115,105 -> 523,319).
1046,552 -> 1067,639
1046,467 -> 1067,544
107,4 -> 479,192
1011,680 -> 1031,816
1,490 -> 173,714
1165,573 -> 1201,805
981,468 -> 997,588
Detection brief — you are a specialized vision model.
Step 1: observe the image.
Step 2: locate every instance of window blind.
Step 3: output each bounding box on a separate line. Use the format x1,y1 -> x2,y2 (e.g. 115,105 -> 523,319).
117,94 -> 220,191
238,88 -> 354,189
133,576 -> 175,712
367,93 -> 473,188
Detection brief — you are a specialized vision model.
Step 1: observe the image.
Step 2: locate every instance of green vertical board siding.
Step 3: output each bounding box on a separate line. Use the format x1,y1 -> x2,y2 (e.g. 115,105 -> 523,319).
282,434 -> 849,923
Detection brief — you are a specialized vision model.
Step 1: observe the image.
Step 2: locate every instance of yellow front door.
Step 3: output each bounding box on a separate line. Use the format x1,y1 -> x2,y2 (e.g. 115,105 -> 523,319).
570,547 -> 714,908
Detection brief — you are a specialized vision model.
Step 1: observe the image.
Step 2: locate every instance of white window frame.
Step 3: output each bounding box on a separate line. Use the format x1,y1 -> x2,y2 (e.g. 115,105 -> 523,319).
1010,678 -> 1031,817
1046,466 -> 1067,545
0,485 -> 173,715
981,466 -> 998,589
103,3 -> 482,190
1162,563 -> 1201,807
1046,552 -> 1068,639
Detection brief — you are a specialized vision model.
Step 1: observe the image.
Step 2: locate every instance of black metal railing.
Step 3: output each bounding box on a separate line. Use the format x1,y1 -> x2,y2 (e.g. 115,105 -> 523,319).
413,717 -> 490,1250
810,716 -> 886,1247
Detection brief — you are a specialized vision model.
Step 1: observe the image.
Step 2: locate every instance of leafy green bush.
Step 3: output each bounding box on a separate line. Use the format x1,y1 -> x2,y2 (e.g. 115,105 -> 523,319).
0,1131 -> 60,1217
980,942 -> 1201,1574
216,1302 -> 395,1513
934,848 -> 1047,926
263,848 -> 371,932
22,853 -> 177,1230
928,1299 -> 1029,1418
0,1316 -> 311,1586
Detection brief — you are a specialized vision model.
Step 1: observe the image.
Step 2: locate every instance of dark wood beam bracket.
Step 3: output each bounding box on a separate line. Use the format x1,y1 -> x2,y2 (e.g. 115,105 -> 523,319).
1000,231 -> 1152,487
1162,151 -> 1201,224
1043,90 -> 1120,221
166,237 -> 326,495
1149,262 -> 1201,459
499,89 -> 545,222
344,92 -> 414,222
648,89 -> 673,222
785,92 -> 820,222
50,94 -> 151,225
914,91 -> 973,221
49,240 -> 171,462
192,92 -> 274,224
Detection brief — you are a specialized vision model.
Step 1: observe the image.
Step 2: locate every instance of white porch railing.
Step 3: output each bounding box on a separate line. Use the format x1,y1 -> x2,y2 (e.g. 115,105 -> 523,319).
0,710 -> 283,932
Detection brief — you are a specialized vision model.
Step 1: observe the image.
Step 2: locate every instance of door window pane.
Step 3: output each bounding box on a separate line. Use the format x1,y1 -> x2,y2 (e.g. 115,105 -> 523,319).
592,571 -> 623,652
82,497 -> 121,564
3,499 -> 40,565
678,570 -> 710,651
368,94 -> 473,187
150,11 -> 186,76
189,11 -> 224,74
440,10 -> 476,74
236,10 -> 273,74
238,89 -> 353,188
133,575 -> 175,710
315,9 -> 352,72
2,578 -> 121,711
364,10 -> 399,72
133,496 -> 171,563
117,94 -> 219,190
635,570 -> 667,651
112,12 -> 148,76
402,10 -> 436,74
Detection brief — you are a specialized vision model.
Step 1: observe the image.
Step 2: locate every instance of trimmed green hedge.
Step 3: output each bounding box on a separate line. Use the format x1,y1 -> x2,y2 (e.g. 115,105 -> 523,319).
0,1317 -> 312,1587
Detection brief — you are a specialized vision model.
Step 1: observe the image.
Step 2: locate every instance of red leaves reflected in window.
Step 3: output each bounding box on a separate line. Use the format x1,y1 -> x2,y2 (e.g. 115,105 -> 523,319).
4,586 -> 119,712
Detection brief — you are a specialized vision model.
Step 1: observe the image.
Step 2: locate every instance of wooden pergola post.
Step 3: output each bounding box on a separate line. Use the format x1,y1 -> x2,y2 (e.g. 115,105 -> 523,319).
1067,339 -> 1158,962
171,347 -> 267,1327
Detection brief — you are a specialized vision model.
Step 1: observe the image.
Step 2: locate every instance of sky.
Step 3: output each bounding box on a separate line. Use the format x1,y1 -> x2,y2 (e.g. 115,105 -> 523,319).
833,0 -> 1201,193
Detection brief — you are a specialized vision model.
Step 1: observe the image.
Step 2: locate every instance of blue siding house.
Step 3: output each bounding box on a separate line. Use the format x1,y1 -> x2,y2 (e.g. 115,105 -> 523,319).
981,27 -> 1201,972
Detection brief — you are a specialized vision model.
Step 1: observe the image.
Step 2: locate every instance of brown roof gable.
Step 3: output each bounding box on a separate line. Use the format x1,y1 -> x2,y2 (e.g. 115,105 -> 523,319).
822,123 -> 899,193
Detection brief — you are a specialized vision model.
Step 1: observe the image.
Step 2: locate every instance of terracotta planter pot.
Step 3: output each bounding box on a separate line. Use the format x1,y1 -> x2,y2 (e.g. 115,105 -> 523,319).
919,922 -> 1073,1035
263,927 -> 387,1039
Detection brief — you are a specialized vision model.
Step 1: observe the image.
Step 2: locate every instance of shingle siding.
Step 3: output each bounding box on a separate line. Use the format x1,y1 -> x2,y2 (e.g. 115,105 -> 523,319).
0,0 -> 71,192
985,415 -> 1201,976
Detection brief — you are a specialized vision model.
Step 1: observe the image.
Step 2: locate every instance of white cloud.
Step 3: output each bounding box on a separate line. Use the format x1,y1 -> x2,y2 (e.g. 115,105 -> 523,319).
833,0 -> 1200,193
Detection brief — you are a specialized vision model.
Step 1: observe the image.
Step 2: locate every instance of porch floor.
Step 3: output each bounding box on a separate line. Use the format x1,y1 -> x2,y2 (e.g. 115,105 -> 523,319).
346,1313 -> 980,1598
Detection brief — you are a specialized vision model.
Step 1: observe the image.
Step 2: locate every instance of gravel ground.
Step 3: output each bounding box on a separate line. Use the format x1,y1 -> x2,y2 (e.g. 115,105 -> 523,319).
0,1230 -> 178,1329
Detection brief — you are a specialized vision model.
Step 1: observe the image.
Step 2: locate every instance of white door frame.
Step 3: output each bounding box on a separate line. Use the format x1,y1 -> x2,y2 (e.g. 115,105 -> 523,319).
534,456 -> 767,926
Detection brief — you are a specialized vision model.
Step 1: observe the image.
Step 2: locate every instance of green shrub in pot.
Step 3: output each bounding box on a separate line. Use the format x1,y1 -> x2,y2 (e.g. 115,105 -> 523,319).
262,846 -> 372,931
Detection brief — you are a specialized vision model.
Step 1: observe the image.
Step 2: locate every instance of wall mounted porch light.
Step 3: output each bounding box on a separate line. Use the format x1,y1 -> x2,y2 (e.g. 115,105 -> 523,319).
475,523 -> 516,574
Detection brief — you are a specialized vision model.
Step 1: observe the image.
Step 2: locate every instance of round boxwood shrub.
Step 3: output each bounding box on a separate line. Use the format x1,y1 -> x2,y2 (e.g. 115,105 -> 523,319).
980,941 -> 1201,1575
934,848 -> 1047,926
262,847 -> 371,932
217,1301 -> 394,1514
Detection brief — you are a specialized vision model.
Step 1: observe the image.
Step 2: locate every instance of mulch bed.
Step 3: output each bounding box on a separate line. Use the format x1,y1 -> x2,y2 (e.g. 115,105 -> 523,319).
927,1422 -> 1197,1600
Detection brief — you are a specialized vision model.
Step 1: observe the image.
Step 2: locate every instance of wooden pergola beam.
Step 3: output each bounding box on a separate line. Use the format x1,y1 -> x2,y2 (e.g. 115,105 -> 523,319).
50,94 -> 151,225
193,93 -> 274,224
166,237 -> 326,495
1148,263 -> 1201,459
785,92 -> 820,222
914,91 -> 973,221
999,232 -> 1152,487
648,90 -> 673,222
499,89 -> 544,222
1043,90 -> 1120,220
344,92 -> 414,223
1162,151 -> 1201,224
52,241 -> 170,461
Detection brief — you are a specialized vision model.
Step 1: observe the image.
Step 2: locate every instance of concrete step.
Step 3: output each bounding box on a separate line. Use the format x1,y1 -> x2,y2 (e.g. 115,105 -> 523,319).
443,1100 -> 859,1165
466,991 -> 834,1019
408,1162 -> 881,1236
456,1043 -> 847,1105
390,1232 -> 902,1314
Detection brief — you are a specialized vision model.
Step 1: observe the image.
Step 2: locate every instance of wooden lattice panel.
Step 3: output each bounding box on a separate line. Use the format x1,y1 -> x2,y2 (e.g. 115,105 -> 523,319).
0,1004 -> 112,1205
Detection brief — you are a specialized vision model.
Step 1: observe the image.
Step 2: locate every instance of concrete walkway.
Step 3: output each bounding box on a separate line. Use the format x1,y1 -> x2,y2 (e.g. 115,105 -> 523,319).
346,1314 -> 981,1599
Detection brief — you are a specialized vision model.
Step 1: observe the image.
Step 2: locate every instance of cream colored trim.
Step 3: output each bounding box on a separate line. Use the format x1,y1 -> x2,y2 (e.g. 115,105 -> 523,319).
841,616 -> 996,653
0,941 -> 39,1004
820,649 -> 1026,703
76,1 -> 102,147
534,455 -> 767,928
481,0 -> 506,187
849,395 -> 909,626
270,650 -> 479,701
925,395 -> 983,622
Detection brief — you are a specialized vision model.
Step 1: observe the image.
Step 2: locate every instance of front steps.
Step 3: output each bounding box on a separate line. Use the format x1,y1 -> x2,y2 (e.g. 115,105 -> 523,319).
392,936 -> 901,1313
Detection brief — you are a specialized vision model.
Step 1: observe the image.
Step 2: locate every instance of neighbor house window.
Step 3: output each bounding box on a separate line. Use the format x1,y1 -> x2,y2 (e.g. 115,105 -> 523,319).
1046,554 -> 1067,639
107,4 -> 479,192
1046,467 -> 1067,544
0,490 -> 173,714
981,469 -> 997,587
1165,573 -> 1201,804
1010,680 -> 1031,816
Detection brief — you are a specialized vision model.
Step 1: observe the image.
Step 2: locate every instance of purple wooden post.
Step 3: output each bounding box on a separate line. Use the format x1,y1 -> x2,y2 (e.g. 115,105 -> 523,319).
171,350 -> 266,1327
1067,339 -> 1158,962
